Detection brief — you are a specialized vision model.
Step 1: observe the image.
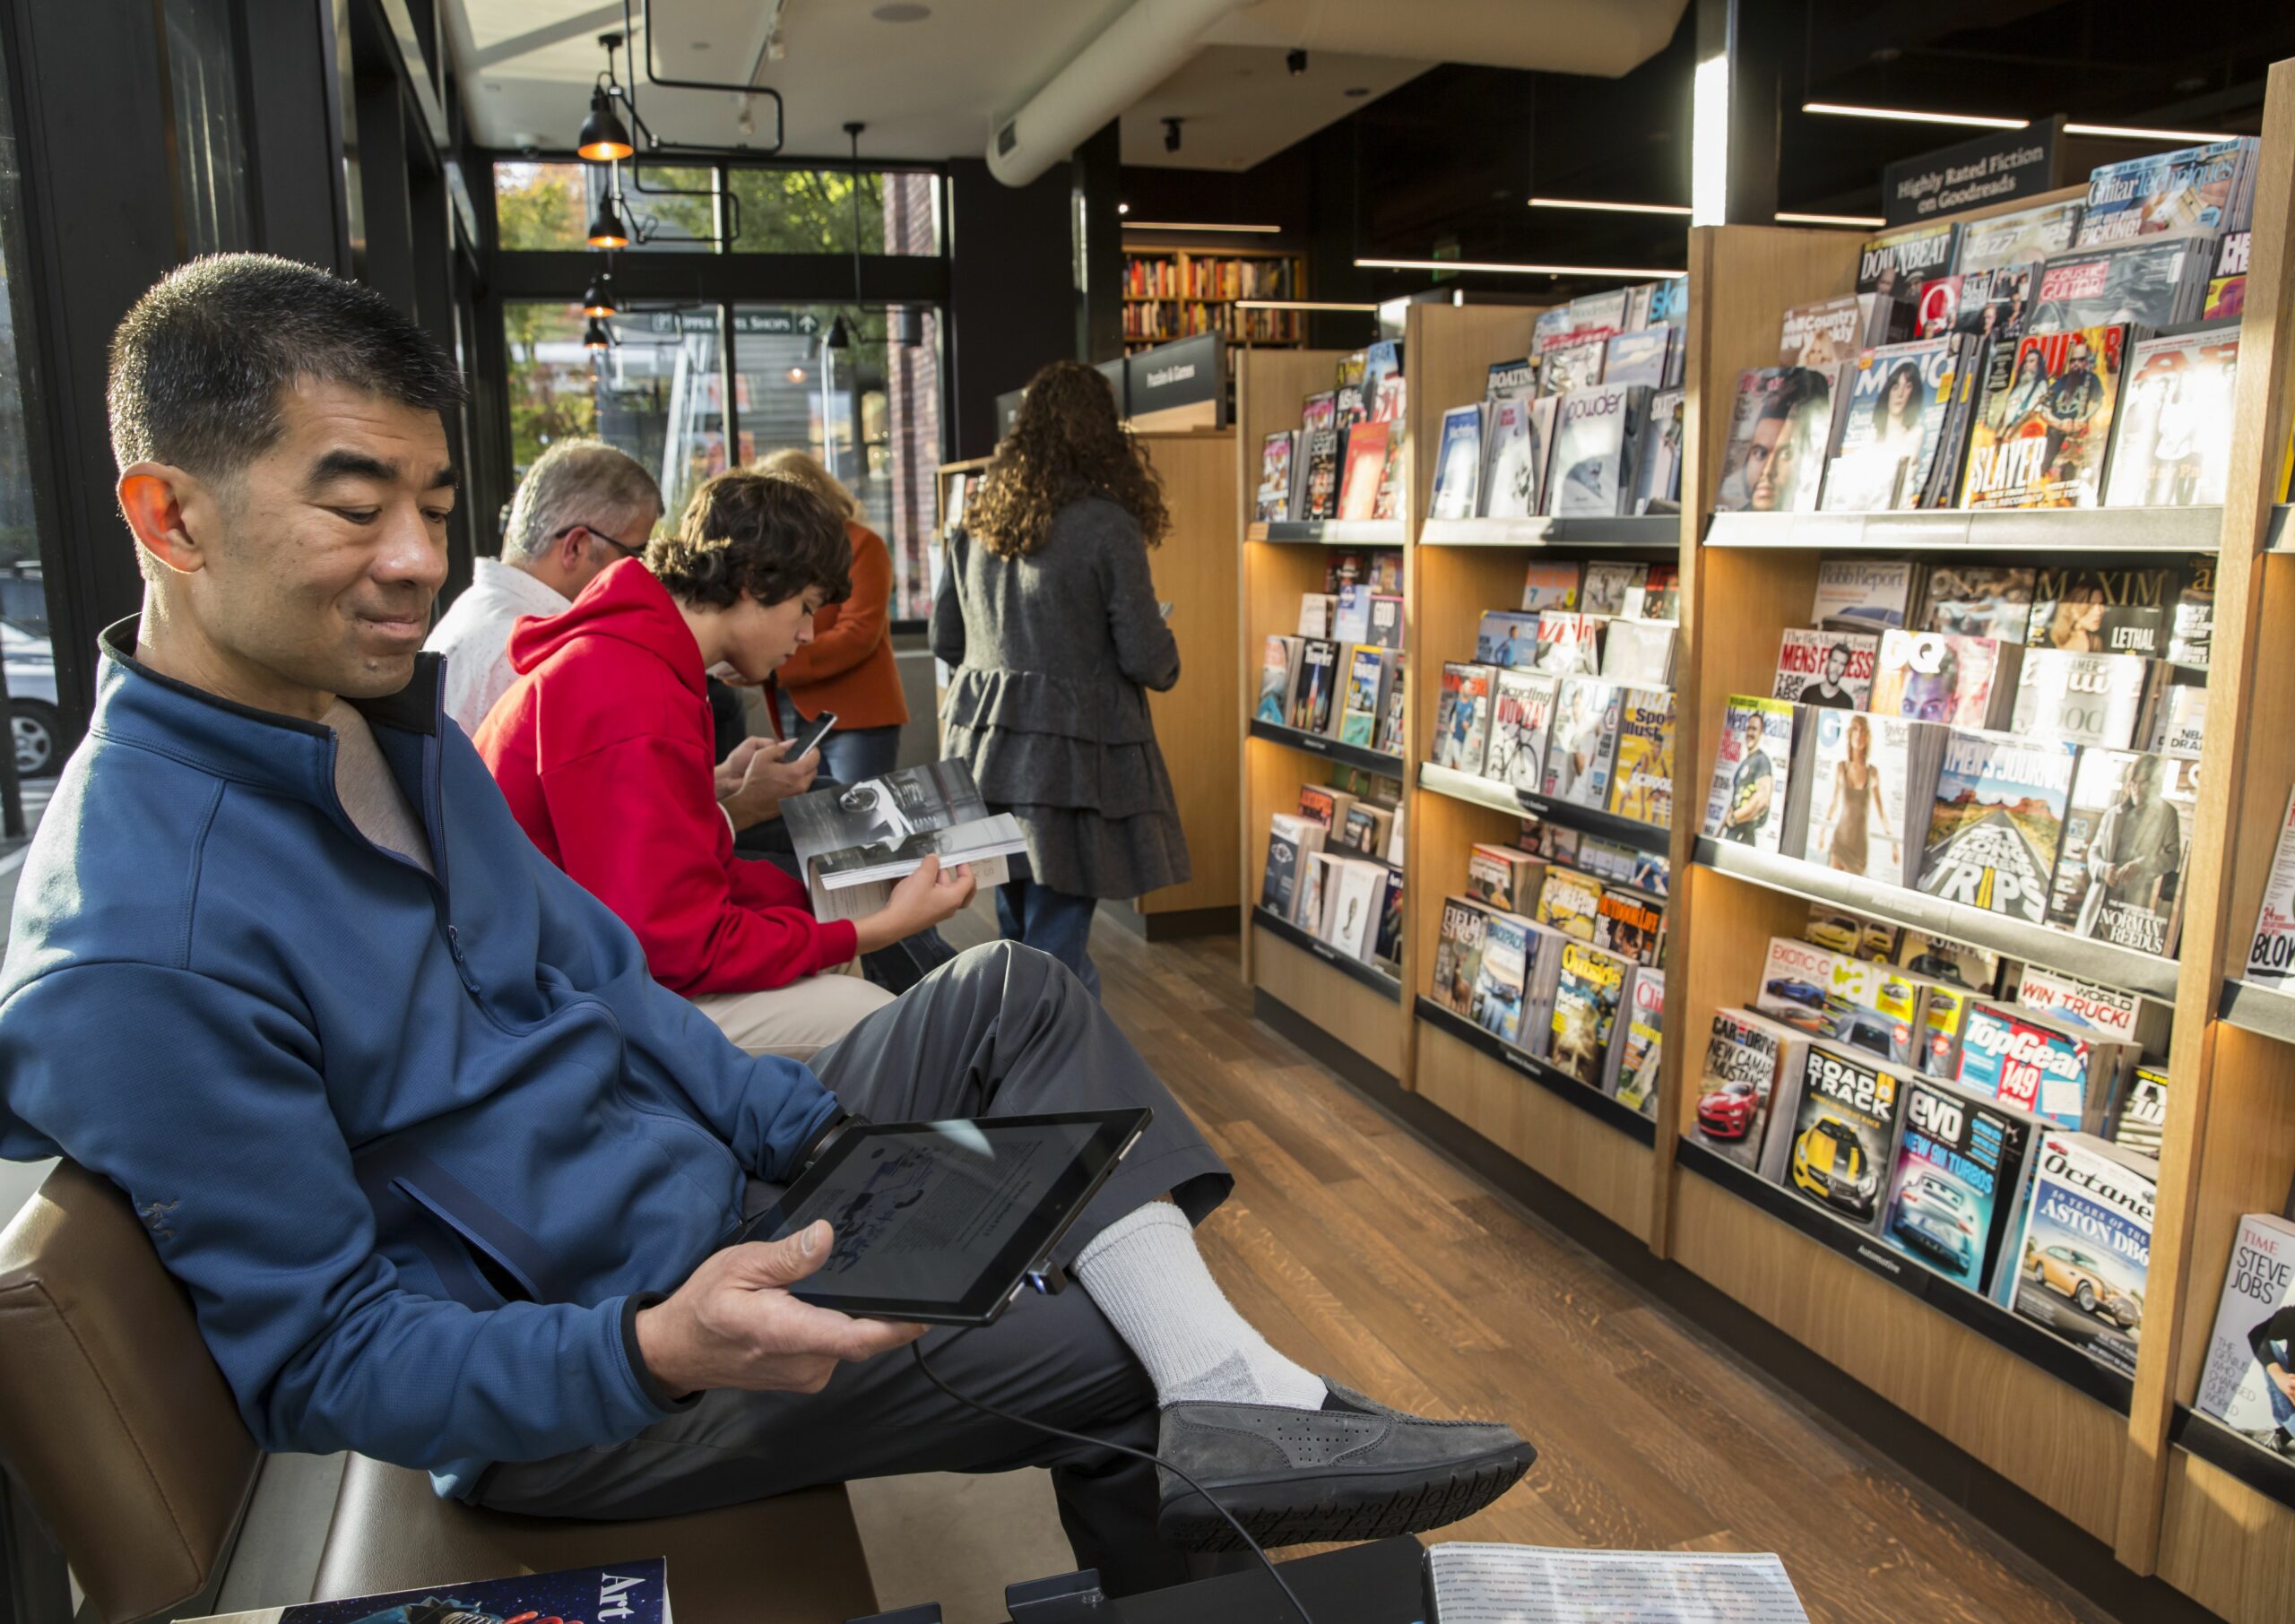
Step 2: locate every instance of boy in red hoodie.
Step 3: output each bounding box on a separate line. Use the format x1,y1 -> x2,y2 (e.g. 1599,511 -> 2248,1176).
477,471 -> 972,1058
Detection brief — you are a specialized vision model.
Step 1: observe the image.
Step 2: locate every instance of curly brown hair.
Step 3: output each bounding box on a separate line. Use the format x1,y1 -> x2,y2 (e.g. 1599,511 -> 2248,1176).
966,359 -> 1170,557
645,470 -> 853,609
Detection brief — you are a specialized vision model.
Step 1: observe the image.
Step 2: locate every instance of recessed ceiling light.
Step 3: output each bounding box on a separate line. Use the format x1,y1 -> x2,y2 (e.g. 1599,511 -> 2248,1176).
873,3 -> 931,19
1117,202 -> 1130,214
1803,101 -> 2029,130
1356,256 -> 1684,279
1125,220 -> 1283,233
1530,196 -> 1692,216
1775,211 -> 1886,227
2065,121 -> 2238,143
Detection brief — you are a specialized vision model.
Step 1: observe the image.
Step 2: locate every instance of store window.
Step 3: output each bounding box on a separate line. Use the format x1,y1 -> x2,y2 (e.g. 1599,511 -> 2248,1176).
160,0 -> 252,253
494,164 -> 940,257
722,168 -> 941,255
0,52 -> 61,782
494,161 -> 716,253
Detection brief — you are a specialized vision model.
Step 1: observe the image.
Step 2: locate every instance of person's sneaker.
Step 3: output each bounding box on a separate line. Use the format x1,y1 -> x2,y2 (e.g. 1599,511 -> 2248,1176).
1155,1382 -> 1534,1551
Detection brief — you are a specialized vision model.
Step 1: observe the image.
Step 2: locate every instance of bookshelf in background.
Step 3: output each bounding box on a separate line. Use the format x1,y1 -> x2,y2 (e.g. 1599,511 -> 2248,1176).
1125,246 -> 1308,350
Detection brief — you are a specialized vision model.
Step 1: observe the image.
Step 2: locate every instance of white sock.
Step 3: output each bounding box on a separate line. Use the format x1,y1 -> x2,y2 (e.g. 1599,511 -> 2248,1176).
1071,1201 -> 1328,1410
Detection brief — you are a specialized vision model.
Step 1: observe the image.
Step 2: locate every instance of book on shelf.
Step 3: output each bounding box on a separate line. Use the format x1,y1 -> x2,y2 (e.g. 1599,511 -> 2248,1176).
1520,558 -> 1581,612
1467,842 -> 1545,914
1535,865 -> 1605,943
1296,592 -> 1332,638
1880,1075 -> 2040,1294
1423,1542 -> 1811,1624
1703,695 -> 1797,853
1336,423 -> 1389,522
1254,634 -> 1303,725
1295,783 -> 1357,834
1338,645 -> 1393,747
1542,676 -> 1624,810
2001,1130 -> 2157,1376
1955,199 -> 2085,273
1813,558 -> 1922,633
1433,661 -> 1497,773
1695,1007 -> 1812,1172
1764,1041 -> 1912,1231
1801,709 -> 1944,890
1483,668 -> 1561,794
2008,650 -> 2153,747
2102,332 -> 2242,509
1593,884 -> 1664,967
2075,137 -> 2259,245
2195,1213 -> 2295,1447
2045,747 -> 2196,957
1962,325 -> 2133,510
1915,730 -> 2079,926
1868,628 -> 2020,730
1480,395 -> 1553,519
1955,999 -> 2137,1132
1606,687 -> 1676,829
1301,428 -> 1341,520
1607,967 -> 1664,1115
1255,431 -> 1297,524
784,763 -> 1026,919
1580,560 -> 1644,617
2027,565 -> 2175,659
1548,384 -> 1650,518
1918,565 -> 2035,644
1772,627 -> 1876,709
186,1560 -> 673,1624
1533,609 -> 1606,677
1428,405 -> 1484,520
1476,609 -> 1543,668
1338,800 -> 1395,861
1549,940 -> 1630,1086
2031,235 -> 2213,331
1320,855 -> 1389,962
1260,812 -> 1327,920
1858,220 -> 1962,302
1291,637 -> 1341,732
1820,338 -> 1970,513
1430,894 -> 1492,1015
1366,592 -> 1404,651
1634,388 -> 1687,514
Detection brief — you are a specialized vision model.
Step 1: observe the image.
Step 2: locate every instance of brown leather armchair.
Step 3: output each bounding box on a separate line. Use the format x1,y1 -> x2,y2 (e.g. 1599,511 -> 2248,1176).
0,1162 -> 877,1624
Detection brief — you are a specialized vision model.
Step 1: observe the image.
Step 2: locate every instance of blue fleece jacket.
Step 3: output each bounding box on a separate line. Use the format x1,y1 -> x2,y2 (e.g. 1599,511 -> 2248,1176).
0,623 -> 841,1493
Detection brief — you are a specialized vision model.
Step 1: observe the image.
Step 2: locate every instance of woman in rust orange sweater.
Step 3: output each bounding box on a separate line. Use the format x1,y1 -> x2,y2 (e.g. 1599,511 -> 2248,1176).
756,448 -> 910,782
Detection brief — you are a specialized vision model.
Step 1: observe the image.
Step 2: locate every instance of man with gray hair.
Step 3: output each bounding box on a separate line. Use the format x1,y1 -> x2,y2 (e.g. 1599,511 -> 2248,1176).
427,437 -> 663,735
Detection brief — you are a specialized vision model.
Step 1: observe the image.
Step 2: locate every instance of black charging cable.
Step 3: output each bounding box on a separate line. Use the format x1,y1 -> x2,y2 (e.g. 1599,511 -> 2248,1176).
909,1335 -> 1316,1624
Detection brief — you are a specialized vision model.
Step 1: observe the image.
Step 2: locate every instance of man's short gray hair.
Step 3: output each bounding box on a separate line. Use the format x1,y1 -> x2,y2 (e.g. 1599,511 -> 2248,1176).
505,439 -> 663,559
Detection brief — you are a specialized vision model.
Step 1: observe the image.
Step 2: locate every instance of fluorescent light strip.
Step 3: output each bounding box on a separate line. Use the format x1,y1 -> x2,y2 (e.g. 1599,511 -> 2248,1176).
1804,101 -> 2029,130
1122,220 -> 1283,233
1775,211 -> 1886,228
1356,256 -> 1684,279
1529,196 -> 1692,216
1235,299 -> 1380,311
2065,121 -> 2239,143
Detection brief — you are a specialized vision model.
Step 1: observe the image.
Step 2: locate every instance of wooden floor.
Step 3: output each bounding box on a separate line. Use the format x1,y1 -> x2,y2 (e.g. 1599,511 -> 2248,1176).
992,907 -> 2116,1624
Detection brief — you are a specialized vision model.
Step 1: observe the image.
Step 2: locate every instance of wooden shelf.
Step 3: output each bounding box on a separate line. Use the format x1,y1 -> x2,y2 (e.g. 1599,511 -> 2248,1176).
2171,1407 -> 2295,1515
1676,1140 -> 2134,1412
1704,505 -> 2226,554
1415,997 -> 1657,1145
2262,504 -> 2292,549
2218,977 -> 2295,1042
1253,519 -> 1407,545
1418,514 -> 1682,548
1693,836 -> 2182,1001
1248,716 -> 1406,779
1251,905 -> 1400,1000
1417,760 -> 1672,861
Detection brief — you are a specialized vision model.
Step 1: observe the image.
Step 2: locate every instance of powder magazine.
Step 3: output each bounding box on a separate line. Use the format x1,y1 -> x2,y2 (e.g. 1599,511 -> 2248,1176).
1548,384 -> 1650,517
1962,325 -> 2130,510
1917,730 -> 2080,925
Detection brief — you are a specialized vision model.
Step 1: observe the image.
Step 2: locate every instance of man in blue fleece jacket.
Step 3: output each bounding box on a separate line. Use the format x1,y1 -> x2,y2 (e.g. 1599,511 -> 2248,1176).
0,255 -> 1529,1594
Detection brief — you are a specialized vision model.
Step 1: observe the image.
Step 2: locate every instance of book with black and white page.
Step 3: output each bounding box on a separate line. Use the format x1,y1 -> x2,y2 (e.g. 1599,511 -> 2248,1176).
783,763 -> 1027,919
1423,1543 -> 1810,1624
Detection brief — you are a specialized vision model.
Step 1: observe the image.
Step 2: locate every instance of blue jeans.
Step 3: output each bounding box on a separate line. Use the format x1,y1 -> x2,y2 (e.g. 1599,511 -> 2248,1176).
997,879 -> 1101,998
776,695 -> 901,784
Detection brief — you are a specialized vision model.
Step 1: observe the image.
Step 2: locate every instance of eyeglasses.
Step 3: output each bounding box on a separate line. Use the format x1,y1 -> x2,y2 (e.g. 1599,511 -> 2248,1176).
554,521 -> 647,561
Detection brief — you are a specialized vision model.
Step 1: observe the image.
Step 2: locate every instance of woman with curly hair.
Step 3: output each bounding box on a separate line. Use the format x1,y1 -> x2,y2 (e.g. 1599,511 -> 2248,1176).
477,470 -> 973,1058
932,359 -> 1189,994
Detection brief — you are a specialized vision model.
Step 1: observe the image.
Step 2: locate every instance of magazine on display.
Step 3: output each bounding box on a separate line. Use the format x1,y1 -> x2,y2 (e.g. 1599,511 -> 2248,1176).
1469,910 -> 1536,1045
1695,1008 -> 1812,1172
1956,199 -> 2086,274
1603,328 -> 1672,390
1372,424 -> 1407,521
1821,339 -> 1967,513
1485,356 -> 1539,407
1260,813 -> 1326,920
1539,338 -> 1607,398
2208,230 -> 2253,320
2076,138 -> 2260,244
2029,236 -> 2212,331
1483,668 -> 1561,793
1542,677 -> 1624,810
1765,1041 -> 1910,1231
1339,802 -> 1395,861
1336,423 -> 1390,521
1333,584 -> 1373,644
2249,789 -> 2295,987
1533,609 -> 1606,677
1467,842 -> 1545,914
2013,963 -> 2161,1049
1362,340 -> 1405,420
1606,687 -> 1676,829
785,764 -> 1028,918
1626,563 -> 1681,621
1918,566 -> 2036,644
1867,629 -> 2019,730
1962,326 -> 2131,509
1801,709 -> 1940,890
1367,593 -> 1404,651
1880,1075 -> 2038,1292
1321,857 -> 1388,962
1635,389 -> 1687,513
1430,895 -> 1492,1015
1548,384 -> 1650,517
2004,1131 -> 2157,1376
2008,650 -> 2152,748
1301,428 -> 1341,520
1601,619 -> 1678,687
1536,866 -> 1606,943
1714,367 -> 1835,514
1916,730 -> 2080,925
1580,561 -> 1644,617
1292,638 -> 1340,733
2102,333 -> 2242,509
1549,941 -> 1630,1086
1520,559 -> 1581,613
2195,1213 -> 2295,1442
1254,635 -> 1303,724
1481,396 -> 1551,519
1428,406 -> 1484,520
2113,1065 -> 2169,1156
1338,646 -> 1393,748
1374,658 -> 1408,756
1593,881 -> 1665,966
1955,1000 -> 2136,1131
1858,220 -> 1962,301
2026,566 -> 2175,658
1812,558 -> 1922,632
2046,747 -> 2196,956
1754,935 -> 1853,1040
1779,295 -> 1874,368
2169,555 -> 2215,669
1476,609 -> 1542,668
1296,784 -> 1357,834
1703,695 -> 1797,853
1607,968 -> 1664,1115
1433,661 -> 1494,773
1254,432 -> 1297,524
188,1563 -> 676,1624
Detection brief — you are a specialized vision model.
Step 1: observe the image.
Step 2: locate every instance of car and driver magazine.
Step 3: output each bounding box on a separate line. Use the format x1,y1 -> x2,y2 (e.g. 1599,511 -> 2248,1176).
781,761 -> 1028,920
2000,1130 -> 2160,1376
1693,1007 -> 1811,1174
1875,1075 -> 2039,1296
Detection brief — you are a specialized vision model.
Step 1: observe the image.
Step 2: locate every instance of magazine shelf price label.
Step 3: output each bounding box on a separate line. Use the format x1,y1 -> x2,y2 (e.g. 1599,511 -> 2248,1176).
1420,761 -> 1672,860
2216,978 -> 2295,1045
1249,716 -> 1406,778
1260,519 -> 1407,545
1418,515 -> 1683,549
1676,1140 -> 2135,1413
1693,836 -> 2181,1001
1254,905 -> 1402,1002
1705,506 -> 2226,555
2170,1405 -> 2295,1515
1415,997 -> 1658,1146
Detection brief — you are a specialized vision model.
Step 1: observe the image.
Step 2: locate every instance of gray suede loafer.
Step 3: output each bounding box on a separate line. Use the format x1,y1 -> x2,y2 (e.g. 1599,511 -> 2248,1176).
1154,1383 -> 1534,1551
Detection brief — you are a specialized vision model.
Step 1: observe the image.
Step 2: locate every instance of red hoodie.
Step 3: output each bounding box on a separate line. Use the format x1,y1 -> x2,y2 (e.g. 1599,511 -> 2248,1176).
474,557 -> 858,995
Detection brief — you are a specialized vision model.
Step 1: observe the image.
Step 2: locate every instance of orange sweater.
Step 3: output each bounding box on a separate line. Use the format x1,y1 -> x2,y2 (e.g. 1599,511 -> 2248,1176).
775,520 -> 911,730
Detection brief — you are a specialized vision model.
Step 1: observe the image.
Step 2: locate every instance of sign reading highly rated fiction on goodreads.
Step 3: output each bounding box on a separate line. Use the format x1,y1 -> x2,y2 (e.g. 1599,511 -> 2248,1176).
1884,120 -> 2062,226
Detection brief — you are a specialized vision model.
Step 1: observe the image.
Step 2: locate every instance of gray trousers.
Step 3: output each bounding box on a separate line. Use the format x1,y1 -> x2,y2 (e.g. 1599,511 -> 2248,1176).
477,942 -> 1234,1596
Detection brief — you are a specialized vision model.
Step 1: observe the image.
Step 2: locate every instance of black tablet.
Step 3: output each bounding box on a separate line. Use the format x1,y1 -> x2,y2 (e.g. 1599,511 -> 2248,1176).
736,1110 -> 1151,1326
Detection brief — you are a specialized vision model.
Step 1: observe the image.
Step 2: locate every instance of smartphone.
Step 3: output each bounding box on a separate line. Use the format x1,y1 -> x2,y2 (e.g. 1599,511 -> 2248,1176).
786,710 -> 838,761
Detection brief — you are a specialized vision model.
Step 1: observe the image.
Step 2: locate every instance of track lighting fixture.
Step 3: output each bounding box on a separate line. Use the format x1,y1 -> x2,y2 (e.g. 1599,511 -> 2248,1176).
823,315 -> 853,352
577,86 -> 635,162
583,317 -> 613,351
581,269 -> 618,317
1287,48 -> 1307,75
585,194 -> 630,249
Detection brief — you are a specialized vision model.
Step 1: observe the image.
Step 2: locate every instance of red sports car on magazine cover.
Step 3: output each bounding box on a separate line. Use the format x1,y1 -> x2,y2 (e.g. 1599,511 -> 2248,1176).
1696,1077 -> 1761,1139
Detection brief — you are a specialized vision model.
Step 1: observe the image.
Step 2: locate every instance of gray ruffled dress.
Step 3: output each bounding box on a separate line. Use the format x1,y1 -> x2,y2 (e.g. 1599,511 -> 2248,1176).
931,497 -> 1192,900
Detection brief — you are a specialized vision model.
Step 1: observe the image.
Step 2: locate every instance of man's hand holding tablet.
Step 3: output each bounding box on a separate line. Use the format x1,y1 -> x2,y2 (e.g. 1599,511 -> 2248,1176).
633,1222 -> 927,1399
